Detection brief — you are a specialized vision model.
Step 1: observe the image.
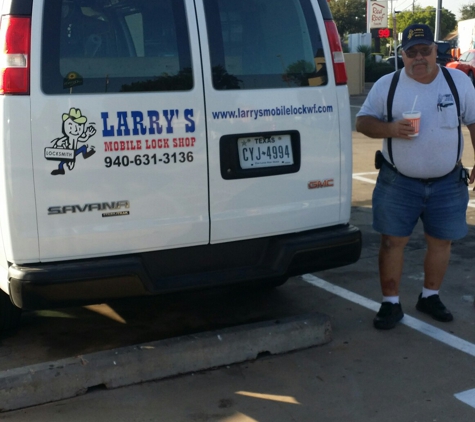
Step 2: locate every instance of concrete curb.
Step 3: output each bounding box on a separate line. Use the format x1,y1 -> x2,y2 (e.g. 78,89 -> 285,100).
0,312 -> 331,412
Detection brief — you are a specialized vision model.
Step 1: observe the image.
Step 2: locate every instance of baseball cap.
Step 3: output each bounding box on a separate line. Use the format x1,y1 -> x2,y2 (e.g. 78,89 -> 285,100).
401,24 -> 434,51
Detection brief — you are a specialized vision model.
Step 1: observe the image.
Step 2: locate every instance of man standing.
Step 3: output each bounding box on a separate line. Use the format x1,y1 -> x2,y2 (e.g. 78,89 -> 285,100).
356,24 -> 475,329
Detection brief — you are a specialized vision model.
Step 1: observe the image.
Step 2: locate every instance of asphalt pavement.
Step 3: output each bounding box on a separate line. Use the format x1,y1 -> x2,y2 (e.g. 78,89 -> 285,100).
2,84 -> 475,421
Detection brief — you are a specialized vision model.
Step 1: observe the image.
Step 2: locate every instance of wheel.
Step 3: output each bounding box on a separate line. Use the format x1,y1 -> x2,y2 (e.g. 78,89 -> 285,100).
257,276 -> 289,289
0,289 -> 22,334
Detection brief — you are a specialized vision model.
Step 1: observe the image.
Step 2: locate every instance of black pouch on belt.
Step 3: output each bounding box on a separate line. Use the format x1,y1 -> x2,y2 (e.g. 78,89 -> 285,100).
375,150 -> 384,170
461,167 -> 469,186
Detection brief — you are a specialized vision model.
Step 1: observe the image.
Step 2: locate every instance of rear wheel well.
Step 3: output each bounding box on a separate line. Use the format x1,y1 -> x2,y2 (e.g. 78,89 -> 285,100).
0,289 -> 22,335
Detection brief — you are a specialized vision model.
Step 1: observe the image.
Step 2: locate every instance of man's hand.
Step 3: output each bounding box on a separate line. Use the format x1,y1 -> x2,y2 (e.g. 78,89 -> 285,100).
470,166 -> 475,191
356,115 -> 416,140
389,119 -> 416,140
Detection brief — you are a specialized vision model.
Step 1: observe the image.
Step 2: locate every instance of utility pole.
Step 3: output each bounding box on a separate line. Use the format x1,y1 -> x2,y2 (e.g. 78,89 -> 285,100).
434,0 -> 442,41
393,10 -> 398,71
390,0 -> 400,71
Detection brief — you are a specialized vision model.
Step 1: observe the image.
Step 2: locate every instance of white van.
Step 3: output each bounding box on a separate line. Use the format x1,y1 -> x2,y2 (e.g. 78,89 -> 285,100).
0,0 -> 361,332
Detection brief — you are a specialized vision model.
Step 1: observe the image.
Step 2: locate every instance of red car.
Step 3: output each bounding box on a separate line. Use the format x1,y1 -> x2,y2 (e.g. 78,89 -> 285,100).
446,50 -> 475,84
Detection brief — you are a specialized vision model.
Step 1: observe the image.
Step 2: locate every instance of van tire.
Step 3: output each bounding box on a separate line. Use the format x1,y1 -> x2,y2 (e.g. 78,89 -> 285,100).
258,276 -> 288,289
0,290 -> 22,334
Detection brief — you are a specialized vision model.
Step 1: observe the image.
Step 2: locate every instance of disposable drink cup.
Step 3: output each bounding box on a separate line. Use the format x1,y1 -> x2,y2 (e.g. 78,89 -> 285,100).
402,111 -> 421,137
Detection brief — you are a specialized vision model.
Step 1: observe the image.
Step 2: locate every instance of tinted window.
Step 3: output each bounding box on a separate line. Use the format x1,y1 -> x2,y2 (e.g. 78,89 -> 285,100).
42,0 -> 193,94
203,0 -> 327,90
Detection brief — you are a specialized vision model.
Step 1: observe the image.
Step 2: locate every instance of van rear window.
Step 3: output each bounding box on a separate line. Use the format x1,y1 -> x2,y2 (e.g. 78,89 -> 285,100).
41,0 -> 193,94
203,0 -> 327,90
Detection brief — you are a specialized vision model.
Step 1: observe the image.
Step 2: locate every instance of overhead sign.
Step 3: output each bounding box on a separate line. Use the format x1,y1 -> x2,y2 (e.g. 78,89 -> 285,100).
368,0 -> 388,29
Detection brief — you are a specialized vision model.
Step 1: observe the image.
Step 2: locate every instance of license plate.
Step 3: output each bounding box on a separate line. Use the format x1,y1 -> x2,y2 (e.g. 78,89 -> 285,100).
238,134 -> 294,169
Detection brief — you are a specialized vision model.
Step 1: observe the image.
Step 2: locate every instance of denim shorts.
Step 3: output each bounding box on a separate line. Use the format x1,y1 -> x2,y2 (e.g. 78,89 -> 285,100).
372,162 -> 469,240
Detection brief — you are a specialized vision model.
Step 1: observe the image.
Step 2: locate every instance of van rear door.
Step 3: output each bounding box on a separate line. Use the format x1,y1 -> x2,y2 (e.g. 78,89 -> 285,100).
30,0 -> 209,261
197,0 -> 350,243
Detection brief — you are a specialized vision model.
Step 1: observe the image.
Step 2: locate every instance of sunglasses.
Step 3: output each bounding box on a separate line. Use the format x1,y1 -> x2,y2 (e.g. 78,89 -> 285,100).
404,46 -> 434,58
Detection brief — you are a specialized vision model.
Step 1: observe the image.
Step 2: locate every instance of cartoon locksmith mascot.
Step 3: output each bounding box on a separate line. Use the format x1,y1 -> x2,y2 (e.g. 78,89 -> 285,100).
47,108 -> 96,175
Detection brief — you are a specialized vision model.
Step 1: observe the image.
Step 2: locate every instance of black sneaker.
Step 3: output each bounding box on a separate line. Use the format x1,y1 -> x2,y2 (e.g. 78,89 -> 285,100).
416,294 -> 453,322
373,302 -> 404,330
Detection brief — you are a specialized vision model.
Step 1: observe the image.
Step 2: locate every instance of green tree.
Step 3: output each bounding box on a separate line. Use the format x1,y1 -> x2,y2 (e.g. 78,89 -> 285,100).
460,4 -> 475,21
329,0 -> 366,36
394,6 -> 456,40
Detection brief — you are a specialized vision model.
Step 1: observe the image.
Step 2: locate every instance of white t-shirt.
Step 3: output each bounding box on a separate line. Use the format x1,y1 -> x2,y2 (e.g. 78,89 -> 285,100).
357,66 -> 475,178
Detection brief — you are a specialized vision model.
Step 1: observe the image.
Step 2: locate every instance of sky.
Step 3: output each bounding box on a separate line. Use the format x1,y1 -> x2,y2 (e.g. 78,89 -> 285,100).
394,0 -> 467,19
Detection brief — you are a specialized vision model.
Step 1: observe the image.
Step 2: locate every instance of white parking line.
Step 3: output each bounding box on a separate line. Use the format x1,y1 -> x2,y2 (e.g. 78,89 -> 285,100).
301,274 -> 475,357
455,389 -> 475,408
302,274 -> 475,409
352,173 -> 377,185
353,172 -> 475,208
350,171 -> 475,405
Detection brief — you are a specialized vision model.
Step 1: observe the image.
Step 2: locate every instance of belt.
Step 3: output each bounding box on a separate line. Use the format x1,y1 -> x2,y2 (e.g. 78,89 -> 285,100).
381,156 -> 461,183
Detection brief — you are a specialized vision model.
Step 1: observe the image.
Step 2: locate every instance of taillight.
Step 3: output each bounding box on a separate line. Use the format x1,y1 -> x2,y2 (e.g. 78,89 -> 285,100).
0,16 -> 31,95
324,20 -> 347,85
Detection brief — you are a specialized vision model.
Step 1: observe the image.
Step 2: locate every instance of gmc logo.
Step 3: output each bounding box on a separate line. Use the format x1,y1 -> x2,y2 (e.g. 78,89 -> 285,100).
308,179 -> 334,189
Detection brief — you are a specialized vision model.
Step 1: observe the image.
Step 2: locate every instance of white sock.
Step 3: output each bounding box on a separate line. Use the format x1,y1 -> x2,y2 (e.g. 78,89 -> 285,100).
422,287 -> 439,298
382,295 -> 399,304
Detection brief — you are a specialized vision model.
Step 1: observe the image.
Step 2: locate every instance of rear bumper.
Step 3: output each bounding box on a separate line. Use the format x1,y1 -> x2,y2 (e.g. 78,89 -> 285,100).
9,224 -> 362,310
